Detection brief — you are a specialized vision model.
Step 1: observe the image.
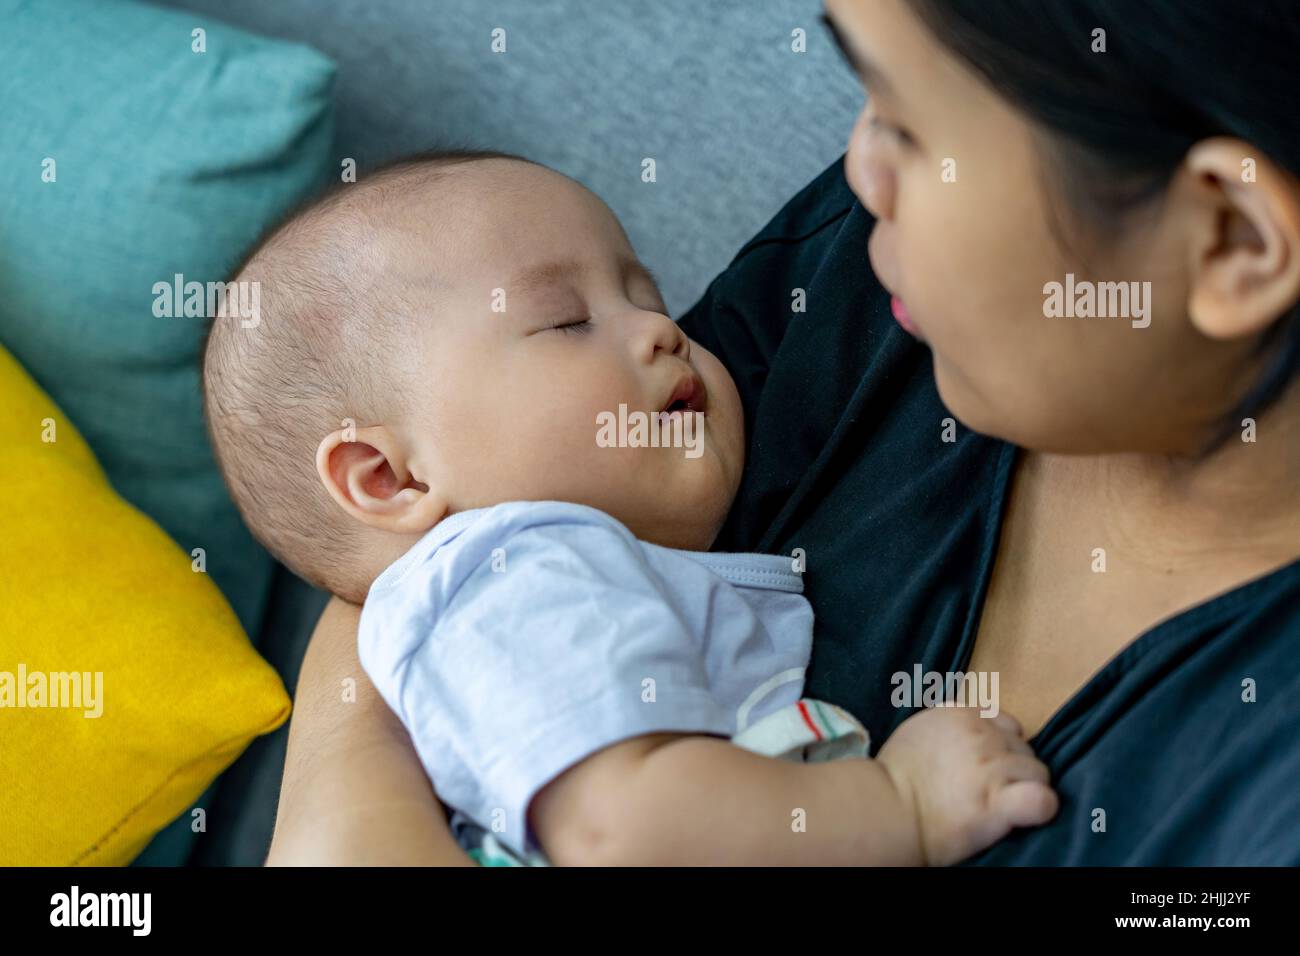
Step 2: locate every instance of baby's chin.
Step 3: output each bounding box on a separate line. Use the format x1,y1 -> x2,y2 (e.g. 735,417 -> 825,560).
622,511 -> 724,552
621,462 -> 738,552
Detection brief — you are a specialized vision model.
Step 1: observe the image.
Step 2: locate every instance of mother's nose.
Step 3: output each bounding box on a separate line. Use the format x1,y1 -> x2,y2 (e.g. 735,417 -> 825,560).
846,109 -> 895,221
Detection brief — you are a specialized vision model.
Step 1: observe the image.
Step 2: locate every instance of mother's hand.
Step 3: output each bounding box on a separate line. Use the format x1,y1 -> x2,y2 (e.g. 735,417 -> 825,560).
266,596 -> 474,866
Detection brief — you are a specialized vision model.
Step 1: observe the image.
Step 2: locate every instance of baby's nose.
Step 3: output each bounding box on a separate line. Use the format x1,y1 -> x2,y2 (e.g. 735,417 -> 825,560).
631,309 -> 689,362
653,312 -> 689,360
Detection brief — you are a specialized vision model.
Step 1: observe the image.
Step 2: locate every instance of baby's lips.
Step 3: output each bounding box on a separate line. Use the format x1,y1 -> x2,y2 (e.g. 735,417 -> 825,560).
662,369 -> 707,414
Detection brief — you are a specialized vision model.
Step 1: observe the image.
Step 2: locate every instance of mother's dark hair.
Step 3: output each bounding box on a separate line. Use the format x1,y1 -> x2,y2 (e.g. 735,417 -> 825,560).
906,0 -> 1300,428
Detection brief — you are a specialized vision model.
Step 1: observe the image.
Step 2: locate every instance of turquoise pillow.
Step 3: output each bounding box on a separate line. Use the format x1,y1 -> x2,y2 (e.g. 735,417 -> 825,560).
0,0 -> 335,637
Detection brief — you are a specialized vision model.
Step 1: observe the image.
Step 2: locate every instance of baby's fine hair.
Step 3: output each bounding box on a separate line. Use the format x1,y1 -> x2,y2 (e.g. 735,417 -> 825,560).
202,148 -> 528,601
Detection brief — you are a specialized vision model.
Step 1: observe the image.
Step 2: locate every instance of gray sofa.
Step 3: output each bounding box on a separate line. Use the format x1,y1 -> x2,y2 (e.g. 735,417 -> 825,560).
139,0 -> 861,865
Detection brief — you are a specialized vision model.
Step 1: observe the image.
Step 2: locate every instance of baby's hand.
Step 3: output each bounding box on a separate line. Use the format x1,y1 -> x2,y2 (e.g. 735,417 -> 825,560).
876,705 -> 1058,866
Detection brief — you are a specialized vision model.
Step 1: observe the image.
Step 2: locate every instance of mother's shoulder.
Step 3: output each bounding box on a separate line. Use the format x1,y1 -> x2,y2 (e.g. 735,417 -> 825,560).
729,155 -> 860,267
679,154 -> 877,343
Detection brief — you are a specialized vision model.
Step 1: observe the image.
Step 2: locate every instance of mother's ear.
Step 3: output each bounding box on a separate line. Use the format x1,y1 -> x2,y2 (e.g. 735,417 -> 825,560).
1183,137 -> 1300,340
315,425 -> 447,534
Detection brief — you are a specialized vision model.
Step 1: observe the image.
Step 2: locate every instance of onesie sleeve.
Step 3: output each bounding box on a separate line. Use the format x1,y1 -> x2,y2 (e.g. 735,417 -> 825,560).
363,504 -> 731,858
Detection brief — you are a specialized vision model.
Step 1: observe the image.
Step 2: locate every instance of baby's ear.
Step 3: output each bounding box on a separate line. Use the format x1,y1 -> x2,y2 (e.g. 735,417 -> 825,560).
315,426 -> 447,534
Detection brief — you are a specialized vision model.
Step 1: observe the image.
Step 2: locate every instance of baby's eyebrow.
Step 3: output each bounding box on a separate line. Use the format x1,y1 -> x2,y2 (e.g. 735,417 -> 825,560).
511,257 -> 583,294
509,256 -> 661,296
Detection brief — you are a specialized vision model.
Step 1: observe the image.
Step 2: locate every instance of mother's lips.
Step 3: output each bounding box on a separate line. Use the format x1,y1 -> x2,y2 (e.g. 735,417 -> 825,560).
890,295 -> 921,338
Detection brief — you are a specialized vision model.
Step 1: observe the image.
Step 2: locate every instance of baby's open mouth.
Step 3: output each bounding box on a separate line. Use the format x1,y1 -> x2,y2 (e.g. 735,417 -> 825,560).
661,371 -> 707,415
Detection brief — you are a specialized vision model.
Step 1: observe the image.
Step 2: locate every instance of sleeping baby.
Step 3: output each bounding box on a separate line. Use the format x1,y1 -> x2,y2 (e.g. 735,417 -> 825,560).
202,150 -> 1057,866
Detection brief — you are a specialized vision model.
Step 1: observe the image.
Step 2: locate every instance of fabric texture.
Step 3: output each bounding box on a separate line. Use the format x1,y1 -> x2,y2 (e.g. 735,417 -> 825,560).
0,0 -> 337,639
0,0 -> 336,866
678,157 -> 1300,865
0,340 -> 291,865
359,500 -> 814,858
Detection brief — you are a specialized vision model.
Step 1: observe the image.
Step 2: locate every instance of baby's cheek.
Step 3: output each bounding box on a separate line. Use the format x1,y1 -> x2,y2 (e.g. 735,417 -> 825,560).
697,346 -> 741,424
570,390 -> 635,471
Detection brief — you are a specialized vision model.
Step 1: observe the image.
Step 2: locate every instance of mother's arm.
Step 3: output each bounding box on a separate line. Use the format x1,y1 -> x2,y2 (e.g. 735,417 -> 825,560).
265,596 -> 474,866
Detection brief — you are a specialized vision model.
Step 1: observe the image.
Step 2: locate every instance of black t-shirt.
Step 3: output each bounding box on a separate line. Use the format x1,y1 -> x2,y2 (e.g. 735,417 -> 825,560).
677,157 -> 1300,865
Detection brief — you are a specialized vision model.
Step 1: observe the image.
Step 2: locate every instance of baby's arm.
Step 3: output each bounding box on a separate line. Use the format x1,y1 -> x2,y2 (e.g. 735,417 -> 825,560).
532,731 -> 921,865
531,707 -> 1057,866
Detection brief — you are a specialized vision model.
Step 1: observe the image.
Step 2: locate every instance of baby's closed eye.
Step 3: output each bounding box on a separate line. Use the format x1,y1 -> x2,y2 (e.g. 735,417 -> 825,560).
547,317 -> 594,335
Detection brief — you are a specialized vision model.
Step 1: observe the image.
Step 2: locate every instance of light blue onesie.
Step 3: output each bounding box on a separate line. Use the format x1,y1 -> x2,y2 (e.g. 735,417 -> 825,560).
358,500 -> 863,863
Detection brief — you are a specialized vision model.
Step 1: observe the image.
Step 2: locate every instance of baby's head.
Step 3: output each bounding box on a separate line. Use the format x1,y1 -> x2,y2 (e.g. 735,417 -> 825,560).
203,152 -> 744,603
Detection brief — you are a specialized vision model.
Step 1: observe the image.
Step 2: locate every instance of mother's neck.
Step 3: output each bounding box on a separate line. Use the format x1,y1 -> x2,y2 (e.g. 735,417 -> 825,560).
1036,376 -> 1300,569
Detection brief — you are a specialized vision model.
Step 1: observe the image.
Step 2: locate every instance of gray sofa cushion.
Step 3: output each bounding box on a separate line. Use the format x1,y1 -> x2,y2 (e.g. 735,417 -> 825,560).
153,0 -> 860,316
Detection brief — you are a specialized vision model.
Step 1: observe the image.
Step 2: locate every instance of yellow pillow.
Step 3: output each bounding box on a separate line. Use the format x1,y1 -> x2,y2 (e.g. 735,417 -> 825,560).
0,342 -> 291,865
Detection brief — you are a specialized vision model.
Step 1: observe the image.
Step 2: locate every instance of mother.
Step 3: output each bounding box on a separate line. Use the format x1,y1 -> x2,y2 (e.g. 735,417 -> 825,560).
268,0 -> 1300,865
